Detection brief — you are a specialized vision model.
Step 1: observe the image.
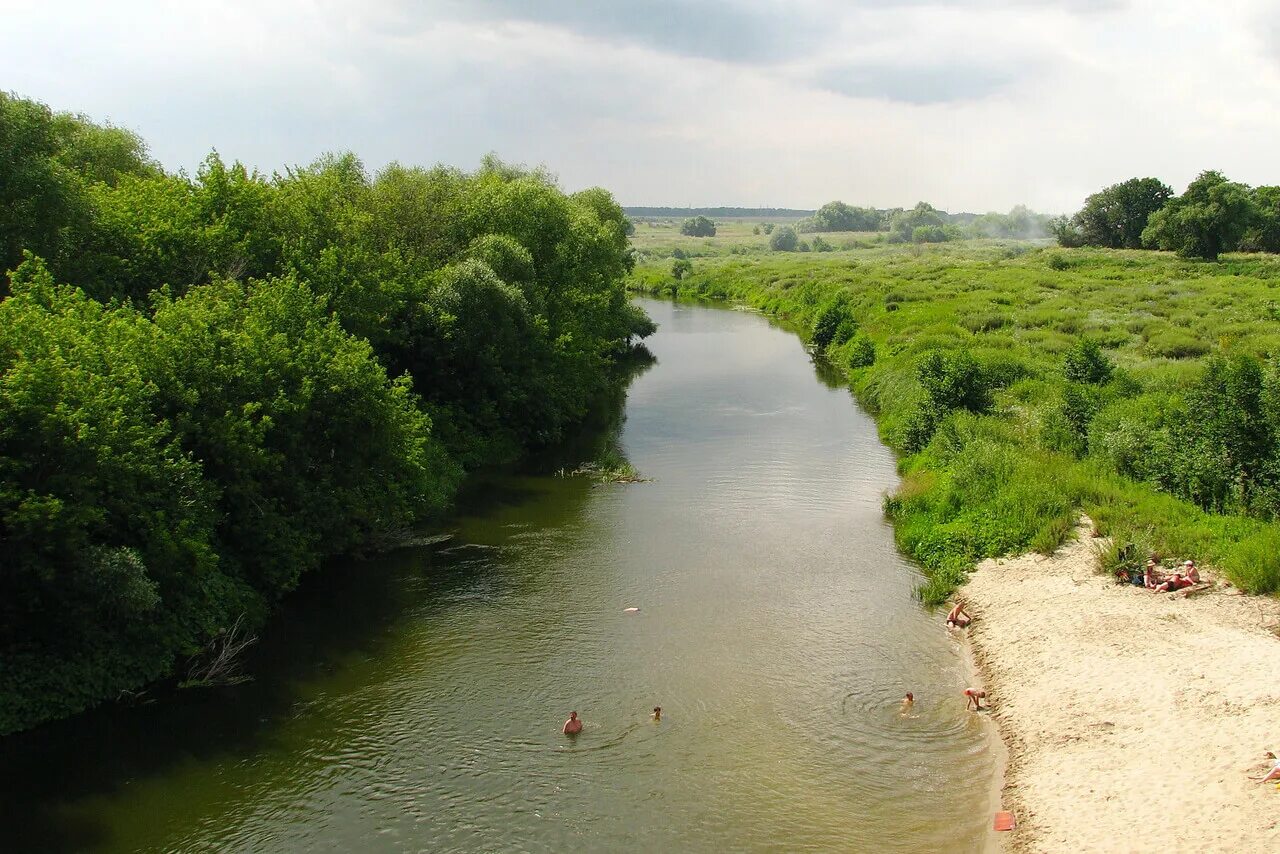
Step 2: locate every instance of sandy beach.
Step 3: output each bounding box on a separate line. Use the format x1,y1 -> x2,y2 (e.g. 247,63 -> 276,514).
960,520 -> 1280,852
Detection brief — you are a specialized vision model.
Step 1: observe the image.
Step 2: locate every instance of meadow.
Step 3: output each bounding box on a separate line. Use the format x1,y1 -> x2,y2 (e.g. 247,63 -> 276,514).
629,235 -> 1280,603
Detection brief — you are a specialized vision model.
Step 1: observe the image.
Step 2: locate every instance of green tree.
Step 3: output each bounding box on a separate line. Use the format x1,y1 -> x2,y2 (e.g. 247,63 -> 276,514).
808,201 -> 883,232
1240,185 -> 1280,253
769,225 -> 798,251
888,203 -> 951,244
1072,177 -> 1172,249
1142,171 -> 1254,260
679,215 -> 716,237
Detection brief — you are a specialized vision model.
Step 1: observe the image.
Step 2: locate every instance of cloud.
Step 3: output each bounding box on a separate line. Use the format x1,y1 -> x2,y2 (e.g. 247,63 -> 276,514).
0,0 -> 1276,214
814,62 -> 1028,104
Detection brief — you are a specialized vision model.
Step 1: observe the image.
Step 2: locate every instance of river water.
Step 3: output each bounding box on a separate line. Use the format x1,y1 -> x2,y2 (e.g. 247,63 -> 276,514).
0,298 -> 994,852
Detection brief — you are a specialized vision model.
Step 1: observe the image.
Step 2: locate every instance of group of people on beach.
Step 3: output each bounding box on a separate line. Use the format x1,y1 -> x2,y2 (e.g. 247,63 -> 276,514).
1140,558 -> 1200,592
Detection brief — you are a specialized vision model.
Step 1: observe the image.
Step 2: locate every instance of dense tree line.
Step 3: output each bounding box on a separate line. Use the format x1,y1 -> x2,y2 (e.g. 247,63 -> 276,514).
1052,171 -> 1280,260
0,92 -> 653,733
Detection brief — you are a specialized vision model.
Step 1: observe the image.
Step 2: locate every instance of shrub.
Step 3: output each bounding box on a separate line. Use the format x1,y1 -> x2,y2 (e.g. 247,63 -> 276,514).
769,226 -> 799,252
1222,526 -> 1280,593
680,215 -> 716,237
1146,329 -> 1210,359
671,258 -> 692,280
1063,338 -> 1114,383
811,298 -> 856,350
847,334 -> 876,368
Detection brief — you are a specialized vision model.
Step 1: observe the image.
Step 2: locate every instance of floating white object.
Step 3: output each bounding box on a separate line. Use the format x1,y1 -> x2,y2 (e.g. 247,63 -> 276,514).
623,607 -> 640,613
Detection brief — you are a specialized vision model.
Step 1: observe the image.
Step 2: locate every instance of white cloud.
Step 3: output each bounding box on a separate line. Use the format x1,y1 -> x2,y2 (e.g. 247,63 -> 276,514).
1,0 -> 1277,212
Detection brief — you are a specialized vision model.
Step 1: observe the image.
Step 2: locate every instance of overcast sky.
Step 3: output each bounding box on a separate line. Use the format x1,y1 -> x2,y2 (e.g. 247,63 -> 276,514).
3,0 -> 1278,213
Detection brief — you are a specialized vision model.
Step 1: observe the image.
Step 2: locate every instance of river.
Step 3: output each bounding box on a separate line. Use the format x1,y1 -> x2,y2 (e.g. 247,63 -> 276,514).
0,298 -> 994,852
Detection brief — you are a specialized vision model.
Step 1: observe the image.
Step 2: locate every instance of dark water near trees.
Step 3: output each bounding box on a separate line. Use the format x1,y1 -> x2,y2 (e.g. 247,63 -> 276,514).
0,299 -> 993,852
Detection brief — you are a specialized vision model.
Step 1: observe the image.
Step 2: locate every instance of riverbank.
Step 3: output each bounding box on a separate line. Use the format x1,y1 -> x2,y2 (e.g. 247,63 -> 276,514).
960,519 -> 1280,852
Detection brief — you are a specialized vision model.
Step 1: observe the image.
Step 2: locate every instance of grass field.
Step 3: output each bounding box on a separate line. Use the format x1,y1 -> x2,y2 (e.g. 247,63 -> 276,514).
628,233 -> 1280,602
629,218 -> 880,259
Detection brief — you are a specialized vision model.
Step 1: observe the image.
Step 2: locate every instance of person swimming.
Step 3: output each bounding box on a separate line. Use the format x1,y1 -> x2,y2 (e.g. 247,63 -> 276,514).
902,692 -> 914,708
652,706 -> 661,722
563,711 -> 583,735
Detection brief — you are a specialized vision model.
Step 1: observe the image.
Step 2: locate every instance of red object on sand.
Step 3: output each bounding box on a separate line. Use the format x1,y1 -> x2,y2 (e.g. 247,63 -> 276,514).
993,811 -> 1016,832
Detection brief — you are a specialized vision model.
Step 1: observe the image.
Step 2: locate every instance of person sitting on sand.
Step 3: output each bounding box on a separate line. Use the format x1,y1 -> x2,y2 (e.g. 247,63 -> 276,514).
1157,559 -> 1201,592
563,711 -> 583,735
964,688 -> 987,710
1143,560 -> 1165,590
946,603 -> 971,628
1252,750 -> 1280,783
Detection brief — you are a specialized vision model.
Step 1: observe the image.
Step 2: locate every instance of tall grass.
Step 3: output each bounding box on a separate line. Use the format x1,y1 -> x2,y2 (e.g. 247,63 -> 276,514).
630,239 -> 1280,601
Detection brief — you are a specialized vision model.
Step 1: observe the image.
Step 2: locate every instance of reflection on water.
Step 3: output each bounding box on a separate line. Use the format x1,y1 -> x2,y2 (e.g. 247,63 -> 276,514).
0,298 -> 992,852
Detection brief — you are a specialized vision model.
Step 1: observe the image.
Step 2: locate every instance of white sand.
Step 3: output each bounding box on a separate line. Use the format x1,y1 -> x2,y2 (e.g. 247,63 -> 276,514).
960,520 -> 1280,852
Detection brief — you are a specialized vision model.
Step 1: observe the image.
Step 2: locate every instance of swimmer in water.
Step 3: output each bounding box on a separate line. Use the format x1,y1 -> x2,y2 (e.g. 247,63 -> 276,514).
902,692 -> 914,709
563,711 -> 583,735
652,706 -> 662,722
964,688 -> 987,710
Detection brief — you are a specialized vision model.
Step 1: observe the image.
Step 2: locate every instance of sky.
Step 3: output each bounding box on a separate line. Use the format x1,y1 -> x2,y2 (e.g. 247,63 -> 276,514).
2,0 -> 1278,213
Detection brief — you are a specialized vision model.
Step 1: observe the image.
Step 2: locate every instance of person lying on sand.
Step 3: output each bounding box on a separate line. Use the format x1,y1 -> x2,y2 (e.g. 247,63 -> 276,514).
964,688 -> 987,710
1252,750 -> 1280,783
1156,559 -> 1201,592
946,603 -> 971,628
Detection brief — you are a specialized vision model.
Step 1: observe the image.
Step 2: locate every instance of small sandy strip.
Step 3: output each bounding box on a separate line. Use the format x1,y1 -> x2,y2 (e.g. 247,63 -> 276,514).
960,519 -> 1280,853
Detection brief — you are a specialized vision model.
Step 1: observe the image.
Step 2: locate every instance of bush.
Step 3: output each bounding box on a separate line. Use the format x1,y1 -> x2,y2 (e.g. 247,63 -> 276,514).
1063,338 -> 1114,384
1222,526 -> 1280,593
680,215 -> 716,237
811,298 -> 856,350
1146,329 -> 1210,359
769,226 -> 799,252
671,258 -> 692,280
847,334 -> 876,368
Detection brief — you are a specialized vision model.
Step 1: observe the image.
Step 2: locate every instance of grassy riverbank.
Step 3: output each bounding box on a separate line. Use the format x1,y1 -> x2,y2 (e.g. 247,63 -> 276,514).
629,239 -> 1280,603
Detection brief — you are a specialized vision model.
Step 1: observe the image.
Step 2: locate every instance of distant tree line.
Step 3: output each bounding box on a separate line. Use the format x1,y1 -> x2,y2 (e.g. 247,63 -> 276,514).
766,200 -> 1052,249
1051,172 -> 1280,260
0,92 -> 654,734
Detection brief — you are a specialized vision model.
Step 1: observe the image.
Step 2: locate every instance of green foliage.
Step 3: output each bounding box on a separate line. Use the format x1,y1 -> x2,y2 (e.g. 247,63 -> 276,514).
1142,171 -> 1254,260
761,223 -> 775,235
805,200 -> 883,232
888,203 -> 953,244
1221,527 -> 1280,593
679,215 -> 716,237
1063,338 -> 1114,384
846,334 -> 876,369
967,206 -> 1051,240
672,258 -> 692,280
769,225 -> 798,251
1072,177 -> 1173,249
811,297 -> 856,350
0,94 -> 653,733
1240,185 -> 1280,253
628,237 -> 1280,603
